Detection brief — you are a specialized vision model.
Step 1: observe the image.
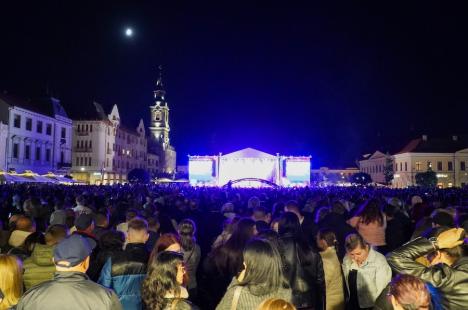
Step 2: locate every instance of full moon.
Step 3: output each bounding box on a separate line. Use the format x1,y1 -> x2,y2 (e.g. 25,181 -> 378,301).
125,28 -> 133,37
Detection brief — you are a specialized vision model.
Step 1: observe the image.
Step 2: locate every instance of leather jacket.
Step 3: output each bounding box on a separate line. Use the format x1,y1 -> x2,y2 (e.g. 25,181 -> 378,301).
387,237 -> 468,309
278,234 -> 325,310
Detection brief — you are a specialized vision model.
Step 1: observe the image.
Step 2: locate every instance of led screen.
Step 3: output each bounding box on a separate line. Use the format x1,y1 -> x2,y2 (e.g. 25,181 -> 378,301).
286,160 -> 310,182
189,159 -> 215,184
219,158 -> 276,185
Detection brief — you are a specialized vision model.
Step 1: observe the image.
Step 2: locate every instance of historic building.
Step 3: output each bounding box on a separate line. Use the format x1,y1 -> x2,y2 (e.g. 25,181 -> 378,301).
360,135 -> 468,188
0,93 -> 72,174
148,70 -> 177,174
311,167 -> 360,185
71,102 -> 148,184
359,151 -> 388,184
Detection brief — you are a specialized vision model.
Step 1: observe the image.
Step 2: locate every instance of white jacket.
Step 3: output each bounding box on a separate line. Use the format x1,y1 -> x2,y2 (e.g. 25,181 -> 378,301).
342,248 -> 391,308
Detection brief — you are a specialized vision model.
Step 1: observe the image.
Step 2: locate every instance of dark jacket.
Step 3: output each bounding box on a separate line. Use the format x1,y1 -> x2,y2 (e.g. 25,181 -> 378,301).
278,234 -> 326,310
387,237 -> 468,309
98,243 -> 149,310
319,213 -> 356,261
16,271 -> 122,310
23,243 -> 56,290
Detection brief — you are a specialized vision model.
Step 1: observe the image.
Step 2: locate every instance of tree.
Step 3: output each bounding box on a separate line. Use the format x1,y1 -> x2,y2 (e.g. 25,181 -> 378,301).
383,153 -> 394,185
350,172 -> 372,185
127,168 -> 151,184
415,169 -> 438,188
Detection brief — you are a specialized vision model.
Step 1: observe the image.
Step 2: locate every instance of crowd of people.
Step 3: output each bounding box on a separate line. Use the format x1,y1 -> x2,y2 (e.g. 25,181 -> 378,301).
0,183 -> 468,309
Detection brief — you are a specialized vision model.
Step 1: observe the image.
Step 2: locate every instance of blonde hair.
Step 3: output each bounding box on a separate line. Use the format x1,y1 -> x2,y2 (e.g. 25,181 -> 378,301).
0,255 -> 23,310
257,298 -> 296,310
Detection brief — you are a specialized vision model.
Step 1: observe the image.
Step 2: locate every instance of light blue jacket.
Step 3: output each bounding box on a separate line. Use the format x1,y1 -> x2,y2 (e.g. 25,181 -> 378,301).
342,247 -> 391,308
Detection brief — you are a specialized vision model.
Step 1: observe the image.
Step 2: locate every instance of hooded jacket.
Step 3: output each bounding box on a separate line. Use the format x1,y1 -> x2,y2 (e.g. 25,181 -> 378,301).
23,243 -> 56,290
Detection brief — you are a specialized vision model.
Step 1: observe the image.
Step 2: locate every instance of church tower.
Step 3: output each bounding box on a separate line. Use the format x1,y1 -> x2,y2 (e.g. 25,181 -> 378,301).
149,67 -> 171,148
148,66 -> 177,174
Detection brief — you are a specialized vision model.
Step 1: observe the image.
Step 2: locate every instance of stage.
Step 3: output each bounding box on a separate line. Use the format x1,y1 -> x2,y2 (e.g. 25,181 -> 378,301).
188,148 -> 311,187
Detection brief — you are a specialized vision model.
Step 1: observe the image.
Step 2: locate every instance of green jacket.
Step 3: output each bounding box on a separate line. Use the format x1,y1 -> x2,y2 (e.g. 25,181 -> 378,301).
23,243 -> 56,290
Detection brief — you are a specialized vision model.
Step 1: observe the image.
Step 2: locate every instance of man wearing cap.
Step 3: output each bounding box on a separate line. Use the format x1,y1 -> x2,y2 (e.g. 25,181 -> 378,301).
16,234 -> 122,310
387,227 -> 468,309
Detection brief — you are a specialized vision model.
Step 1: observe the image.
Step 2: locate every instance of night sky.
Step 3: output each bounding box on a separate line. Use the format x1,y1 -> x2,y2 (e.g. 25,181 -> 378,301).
2,2 -> 468,167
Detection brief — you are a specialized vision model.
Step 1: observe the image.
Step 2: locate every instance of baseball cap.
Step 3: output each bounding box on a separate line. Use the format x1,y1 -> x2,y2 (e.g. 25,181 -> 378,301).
74,213 -> 94,231
53,234 -> 96,267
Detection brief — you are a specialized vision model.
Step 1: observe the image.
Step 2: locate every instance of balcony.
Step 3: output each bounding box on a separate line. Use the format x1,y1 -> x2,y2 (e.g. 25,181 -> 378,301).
57,162 -> 72,169
74,148 -> 92,153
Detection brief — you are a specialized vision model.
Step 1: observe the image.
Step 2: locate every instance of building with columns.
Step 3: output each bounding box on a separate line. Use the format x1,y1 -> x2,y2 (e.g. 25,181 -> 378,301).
148,70 -> 177,174
71,102 -> 148,184
0,93 -> 72,174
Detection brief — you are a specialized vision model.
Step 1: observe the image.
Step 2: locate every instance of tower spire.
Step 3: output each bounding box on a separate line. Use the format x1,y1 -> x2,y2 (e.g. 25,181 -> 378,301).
154,65 -> 166,101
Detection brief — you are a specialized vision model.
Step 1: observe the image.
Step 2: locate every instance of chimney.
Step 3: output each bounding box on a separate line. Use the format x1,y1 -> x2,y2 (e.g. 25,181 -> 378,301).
453,135 -> 458,141
422,135 -> 428,141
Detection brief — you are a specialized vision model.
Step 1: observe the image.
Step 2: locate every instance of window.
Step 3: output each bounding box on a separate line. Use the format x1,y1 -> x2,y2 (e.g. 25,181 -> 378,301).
37,121 -> 43,133
12,143 -> 19,158
400,162 -> 402,171
60,151 -> 64,163
427,161 -> 432,169
416,162 -> 422,171
46,124 -> 52,135
26,118 -> 32,131
395,163 -> 398,172
405,162 -> 408,171
90,125 -> 93,132
46,149 -> 51,162
61,127 -> 66,139
76,141 -> 80,148
437,161 -> 443,171
88,157 -> 92,166
80,157 -> 83,166
461,161 -> 466,171
35,147 -> 41,160
25,145 -> 30,160
89,140 -> 92,149
76,157 -> 79,166
13,114 -> 21,128
448,161 -> 453,171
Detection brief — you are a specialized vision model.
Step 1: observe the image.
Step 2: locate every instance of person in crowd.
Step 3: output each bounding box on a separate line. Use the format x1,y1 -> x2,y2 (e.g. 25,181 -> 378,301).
0,254 -> 23,310
117,209 -> 139,236
316,228 -> 345,310
99,218 -> 149,310
342,233 -> 391,309
23,225 -> 67,289
73,213 -> 96,240
411,209 -> 455,240
149,233 -> 181,264
388,274 -> 431,310
212,216 -> 240,249
8,231 -> 45,261
203,218 -> 257,308
49,202 -> 67,226
387,227 -> 468,309
257,298 -> 296,310
278,212 -> 325,310
216,238 -> 291,310
88,230 -> 125,282
8,216 -> 35,249
383,204 -> 408,253
284,200 -> 317,248
73,194 -> 93,215
146,216 -> 160,252
347,199 -> 386,250
373,274 -> 433,310
319,201 -> 355,260
178,219 -> 201,300
16,234 -> 122,310
251,206 -> 271,225
92,212 -> 110,240
142,251 -> 199,310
